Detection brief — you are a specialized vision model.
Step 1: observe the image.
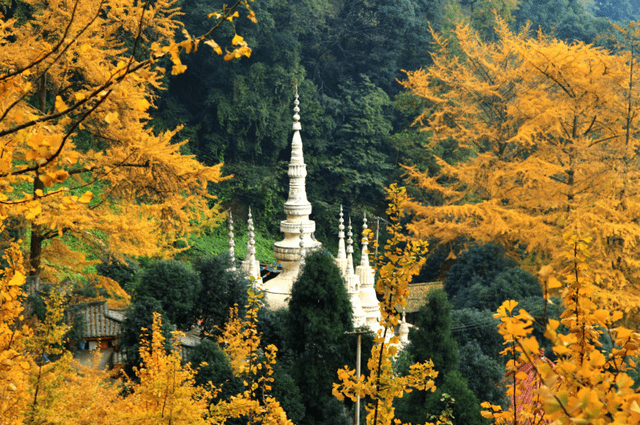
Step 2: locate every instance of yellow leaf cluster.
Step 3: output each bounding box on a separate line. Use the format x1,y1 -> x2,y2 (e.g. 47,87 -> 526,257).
213,288 -> 293,425
0,0 -> 257,287
0,233 -> 32,425
483,234 -> 640,424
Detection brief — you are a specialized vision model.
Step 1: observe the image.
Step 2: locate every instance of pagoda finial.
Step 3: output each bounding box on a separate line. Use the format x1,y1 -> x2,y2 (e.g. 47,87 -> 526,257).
347,217 -> 355,276
335,204 -> 347,275
338,206 -> 346,254
293,86 -> 301,131
360,212 -> 369,268
228,212 -> 236,272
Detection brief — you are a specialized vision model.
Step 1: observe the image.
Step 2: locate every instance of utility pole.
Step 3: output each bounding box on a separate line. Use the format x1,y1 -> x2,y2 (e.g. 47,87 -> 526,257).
345,329 -> 375,425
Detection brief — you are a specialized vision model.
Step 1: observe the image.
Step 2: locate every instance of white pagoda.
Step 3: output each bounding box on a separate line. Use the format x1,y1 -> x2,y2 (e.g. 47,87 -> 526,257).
262,89 -> 321,309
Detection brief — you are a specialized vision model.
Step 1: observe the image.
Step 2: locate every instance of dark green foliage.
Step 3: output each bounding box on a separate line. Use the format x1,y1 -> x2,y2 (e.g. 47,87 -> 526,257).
307,75 -> 394,220
96,255 -> 139,293
120,296 -> 173,376
64,304 -> 88,348
396,289 -> 485,425
414,238 -> 465,283
285,249 -> 354,425
427,370 -> 487,425
451,308 -> 502,359
136,260 -> 201,329
444,243 -> 517,301
217,165 -> 287,237
456,267 -> 542,311
151,0 -> 442,246
450,308 -> 507,406
318,397 -> 351,425
70,278 -> 109,299
594,0 -> 640,22
407,289 -> 459,380
458,341 -> 507,407
444,243 -> 541,311
257,307 -> 289,354
26,293 -> 47,321
514,0 -> 600,42
189,339 -> 243,400
286,250 -> 353,354
271,363 -> 306,424
194,253 -> 250,336
300,0 -> 434,96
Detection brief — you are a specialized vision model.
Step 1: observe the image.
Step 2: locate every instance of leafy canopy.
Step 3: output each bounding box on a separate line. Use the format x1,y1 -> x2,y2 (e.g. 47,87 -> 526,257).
402,19 -> 640,316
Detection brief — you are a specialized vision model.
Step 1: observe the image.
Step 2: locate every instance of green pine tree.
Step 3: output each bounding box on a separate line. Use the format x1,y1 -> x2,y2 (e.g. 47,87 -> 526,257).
285,249 -> 354,425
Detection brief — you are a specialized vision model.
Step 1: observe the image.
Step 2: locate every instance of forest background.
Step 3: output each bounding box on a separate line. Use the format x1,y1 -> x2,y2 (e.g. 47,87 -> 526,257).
3,0 -> 640,424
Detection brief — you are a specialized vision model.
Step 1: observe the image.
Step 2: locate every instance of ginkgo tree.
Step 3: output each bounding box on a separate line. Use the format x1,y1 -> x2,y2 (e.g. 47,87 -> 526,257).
0,0 -> 256,286
401,19 -> 640,318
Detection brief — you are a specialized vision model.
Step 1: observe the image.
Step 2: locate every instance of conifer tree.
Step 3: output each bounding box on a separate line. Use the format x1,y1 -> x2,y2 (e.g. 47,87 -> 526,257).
285,249 -> 354,425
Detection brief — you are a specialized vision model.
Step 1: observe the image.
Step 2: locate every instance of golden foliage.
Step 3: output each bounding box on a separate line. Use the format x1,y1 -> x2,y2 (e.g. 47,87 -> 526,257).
213,288 -> 293,425
0,0 -> 257,281
483,233 -> 640,424
120,313 -> 213,424
0,231 -> 32,425
402,20 -> 640,315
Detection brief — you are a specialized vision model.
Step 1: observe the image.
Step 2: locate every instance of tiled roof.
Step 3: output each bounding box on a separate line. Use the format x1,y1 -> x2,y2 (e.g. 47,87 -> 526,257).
70,301 -> 202,359
402,282 -> 444,313
70,301 -> 126,339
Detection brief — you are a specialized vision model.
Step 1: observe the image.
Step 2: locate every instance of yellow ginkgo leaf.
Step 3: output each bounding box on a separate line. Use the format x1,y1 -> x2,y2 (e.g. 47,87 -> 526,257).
78,191 -> 93,204
204,40 -> 223,55
548,276 -> 562,289
135,99 -> 151,112
232,33 -> 244,46
105,111 -> 119,124
54,96 -> 67,113
25,204 -> 41,220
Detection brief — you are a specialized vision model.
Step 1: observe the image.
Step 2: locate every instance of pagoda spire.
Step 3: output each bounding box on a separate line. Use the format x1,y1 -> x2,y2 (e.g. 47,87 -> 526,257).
360,213 -> 369,268
246,207 -> 255,265
346,217 -> 355,280
345,217 -> 366,327
228,212 -> 236,272
283,87 -> 312,217
299,223 -> 306,271
242,207 -> 262,286
335,205 -> 347,275
357,212 -> 381,331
